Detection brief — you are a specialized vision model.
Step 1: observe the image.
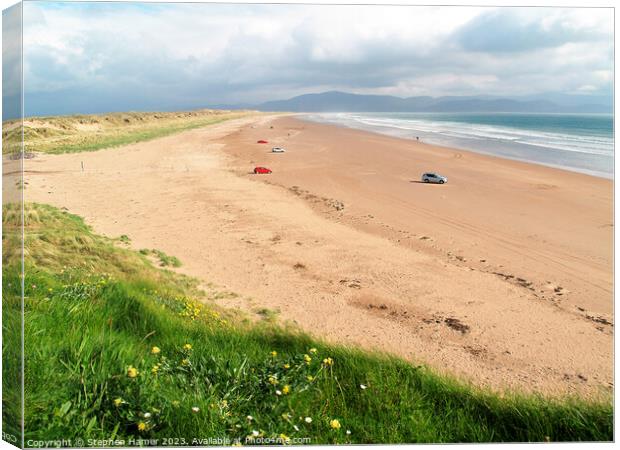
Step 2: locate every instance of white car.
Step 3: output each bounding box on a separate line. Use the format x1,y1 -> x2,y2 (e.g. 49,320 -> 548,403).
272,147 -> 286,153
421,172 -> 447,184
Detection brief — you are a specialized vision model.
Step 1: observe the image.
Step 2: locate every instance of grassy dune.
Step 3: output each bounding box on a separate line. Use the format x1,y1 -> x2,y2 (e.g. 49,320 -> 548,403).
1,202 -> 613,444
2,109 -> 253,155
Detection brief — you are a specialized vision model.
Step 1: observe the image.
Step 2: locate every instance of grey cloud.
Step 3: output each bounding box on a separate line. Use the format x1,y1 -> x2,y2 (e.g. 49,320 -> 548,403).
19,4 -> 614,116
454,9 -> 608,53
3,3 -> 22,120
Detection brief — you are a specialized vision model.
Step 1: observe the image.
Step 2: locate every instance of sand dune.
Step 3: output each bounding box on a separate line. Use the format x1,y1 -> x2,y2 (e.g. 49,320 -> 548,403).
23,114 -> 612,397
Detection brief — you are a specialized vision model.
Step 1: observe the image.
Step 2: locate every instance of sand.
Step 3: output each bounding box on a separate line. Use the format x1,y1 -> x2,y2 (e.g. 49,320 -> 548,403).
22,114 -> 613,397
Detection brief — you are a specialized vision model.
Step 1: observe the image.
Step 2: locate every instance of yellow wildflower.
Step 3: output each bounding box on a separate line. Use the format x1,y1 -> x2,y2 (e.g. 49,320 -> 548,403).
330,419 -> 341,430
137,422 -> 147,431
323,357 -> 334,367
270,350 -> 278,357
306,375 -> 314,382
309,348 -> 318,354
151,346 -> 161,355
127,366 -> 139,378
151,365 -> 160,375
183,343 -> 192,351
268,376 -> 279,385
282,385 -> 291,395
304,354 -> 312,364
283,364 -> 290,369
181,359 -> 190,367
113,398 -> 123,407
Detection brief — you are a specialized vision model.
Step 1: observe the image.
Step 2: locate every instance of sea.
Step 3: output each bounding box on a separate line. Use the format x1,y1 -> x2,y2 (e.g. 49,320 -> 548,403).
303,112 -> 614,179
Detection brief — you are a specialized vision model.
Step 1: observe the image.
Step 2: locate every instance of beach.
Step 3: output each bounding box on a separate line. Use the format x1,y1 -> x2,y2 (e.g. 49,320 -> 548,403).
303,112 -> 614,178
23,113 -> 613,396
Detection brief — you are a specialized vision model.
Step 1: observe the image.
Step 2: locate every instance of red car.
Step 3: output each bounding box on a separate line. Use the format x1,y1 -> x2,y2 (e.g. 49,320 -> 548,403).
254,166 -> 272,174
257,139 -> 269,144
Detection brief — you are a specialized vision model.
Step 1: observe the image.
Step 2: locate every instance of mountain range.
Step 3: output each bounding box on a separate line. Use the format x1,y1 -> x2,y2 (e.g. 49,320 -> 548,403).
248,91 -> 611,114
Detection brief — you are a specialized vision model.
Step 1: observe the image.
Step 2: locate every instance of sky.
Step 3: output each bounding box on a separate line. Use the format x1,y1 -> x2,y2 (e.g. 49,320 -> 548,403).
3,2 -> 615,117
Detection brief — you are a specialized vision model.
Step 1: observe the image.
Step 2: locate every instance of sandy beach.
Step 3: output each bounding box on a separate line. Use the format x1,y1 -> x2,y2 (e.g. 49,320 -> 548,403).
22,114 -> 613,397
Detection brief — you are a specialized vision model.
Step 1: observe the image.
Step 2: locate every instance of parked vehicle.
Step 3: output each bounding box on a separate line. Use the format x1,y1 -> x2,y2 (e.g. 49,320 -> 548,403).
254,166 -> 272,174
257,140 -> 269,144
272,147 -> 286,153
421,172 -> 447,184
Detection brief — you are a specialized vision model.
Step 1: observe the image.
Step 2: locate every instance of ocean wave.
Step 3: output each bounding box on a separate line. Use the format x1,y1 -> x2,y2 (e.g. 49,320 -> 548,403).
307,113 -> 613,156
338,114 -> 613,157
304,112 -> 614,177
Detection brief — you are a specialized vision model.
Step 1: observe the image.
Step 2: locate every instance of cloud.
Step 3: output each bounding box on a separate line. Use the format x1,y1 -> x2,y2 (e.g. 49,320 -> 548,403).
19,3 -> 614,116
3,3 -> 22,119
454,8 -> 611,53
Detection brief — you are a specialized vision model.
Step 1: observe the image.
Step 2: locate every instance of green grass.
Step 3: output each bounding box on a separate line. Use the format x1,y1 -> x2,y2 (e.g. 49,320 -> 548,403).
256,307 -> 281,323
138,248 -> 182,268
41,117 -> 233,154
2,203 -> 613,445
2,110 -> 253,155
151,249 -> 182,268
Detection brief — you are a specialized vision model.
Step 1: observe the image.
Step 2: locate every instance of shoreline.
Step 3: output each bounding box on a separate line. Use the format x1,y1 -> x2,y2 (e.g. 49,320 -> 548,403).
24,113 -> 613,397
300,113 -> 613,180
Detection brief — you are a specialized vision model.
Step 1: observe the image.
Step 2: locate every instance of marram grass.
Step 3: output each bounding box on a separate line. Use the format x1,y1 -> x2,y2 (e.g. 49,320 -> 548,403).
2,110 -> 253,155
2,203 -> 613,445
